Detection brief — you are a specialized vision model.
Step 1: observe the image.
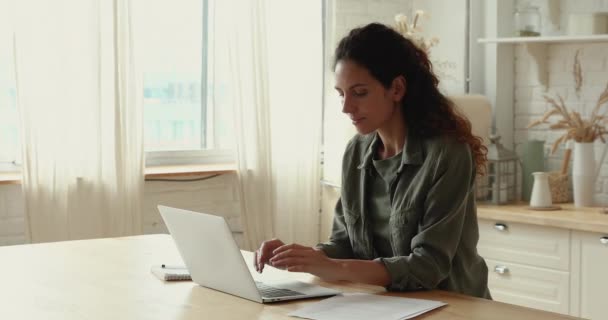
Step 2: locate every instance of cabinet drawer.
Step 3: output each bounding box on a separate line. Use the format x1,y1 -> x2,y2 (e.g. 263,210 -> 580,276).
486,258 -> 570,315
478,219 -> 570,270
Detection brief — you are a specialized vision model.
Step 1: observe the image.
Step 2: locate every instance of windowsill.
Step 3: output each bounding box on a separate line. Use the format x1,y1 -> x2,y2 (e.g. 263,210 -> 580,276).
144,163 -> 237,178
0,172 -> 21,185
0,163 -> 237,185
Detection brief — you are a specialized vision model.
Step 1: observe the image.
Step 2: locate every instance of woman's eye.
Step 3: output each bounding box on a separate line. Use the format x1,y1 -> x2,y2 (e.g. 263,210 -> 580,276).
353,91 -> 367,97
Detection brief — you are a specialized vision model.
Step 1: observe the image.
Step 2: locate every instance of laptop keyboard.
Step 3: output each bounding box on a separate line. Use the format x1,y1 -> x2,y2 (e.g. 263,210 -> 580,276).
255,281 -> 305,298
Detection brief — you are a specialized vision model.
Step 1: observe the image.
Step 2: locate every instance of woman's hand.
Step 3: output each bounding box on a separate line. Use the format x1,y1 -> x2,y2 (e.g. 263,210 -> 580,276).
254,238 -> 285,273
255,240 -> 391,286
269,243 -> 344,281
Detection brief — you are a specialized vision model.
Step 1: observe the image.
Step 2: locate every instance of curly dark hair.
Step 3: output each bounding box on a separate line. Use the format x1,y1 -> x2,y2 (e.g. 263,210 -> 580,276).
333,23 -> 487,175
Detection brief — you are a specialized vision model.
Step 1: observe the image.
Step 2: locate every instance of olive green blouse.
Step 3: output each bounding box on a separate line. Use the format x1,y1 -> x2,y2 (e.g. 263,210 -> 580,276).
316,132 -> 492,299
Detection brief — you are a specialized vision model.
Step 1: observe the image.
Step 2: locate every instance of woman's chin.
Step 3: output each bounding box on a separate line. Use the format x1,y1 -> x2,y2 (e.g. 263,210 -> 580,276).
354,125 -> 375,135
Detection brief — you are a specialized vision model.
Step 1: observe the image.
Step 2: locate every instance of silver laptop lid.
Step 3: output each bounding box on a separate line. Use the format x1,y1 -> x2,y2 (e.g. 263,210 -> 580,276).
158,205 -> 263,303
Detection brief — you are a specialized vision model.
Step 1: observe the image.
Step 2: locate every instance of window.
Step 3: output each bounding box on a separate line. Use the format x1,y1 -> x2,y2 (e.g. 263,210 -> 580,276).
1,1 -> 235,170
134,0 -> 234,165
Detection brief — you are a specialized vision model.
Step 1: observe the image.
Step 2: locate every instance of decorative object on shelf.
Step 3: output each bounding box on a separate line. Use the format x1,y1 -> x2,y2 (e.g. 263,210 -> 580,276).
530,172 -> 553,208
567,13 -> 608,36
476,134 -> 519,204
514,4 -> 541,37
393,10 -> 456,81
572,141 -> 608,207
527,50 -> 608,207
394,10 -> 438,55
521,140 -> 545,201
548,141 -> 572,203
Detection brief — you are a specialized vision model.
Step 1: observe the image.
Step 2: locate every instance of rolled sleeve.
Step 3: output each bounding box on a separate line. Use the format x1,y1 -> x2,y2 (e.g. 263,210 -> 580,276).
379,143 -> 474,291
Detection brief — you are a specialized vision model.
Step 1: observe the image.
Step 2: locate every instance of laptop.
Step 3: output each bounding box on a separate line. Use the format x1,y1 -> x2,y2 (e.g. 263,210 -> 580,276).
157,205 -> 341,303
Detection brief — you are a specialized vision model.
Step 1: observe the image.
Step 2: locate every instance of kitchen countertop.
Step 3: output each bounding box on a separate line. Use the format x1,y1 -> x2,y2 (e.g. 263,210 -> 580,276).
477,203 -> 608,234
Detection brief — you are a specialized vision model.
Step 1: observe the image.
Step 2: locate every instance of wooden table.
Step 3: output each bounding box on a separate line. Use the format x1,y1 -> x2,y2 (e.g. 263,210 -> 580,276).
0,235 -> 583,320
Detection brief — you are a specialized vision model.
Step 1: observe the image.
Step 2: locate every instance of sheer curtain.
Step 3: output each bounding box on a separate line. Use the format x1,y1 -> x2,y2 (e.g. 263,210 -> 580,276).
212,0 -> 323,250
14,0 -> 143,242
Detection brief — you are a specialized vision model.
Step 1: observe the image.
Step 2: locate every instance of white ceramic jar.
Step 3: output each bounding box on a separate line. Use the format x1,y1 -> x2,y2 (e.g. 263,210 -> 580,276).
530,172 -> 552,208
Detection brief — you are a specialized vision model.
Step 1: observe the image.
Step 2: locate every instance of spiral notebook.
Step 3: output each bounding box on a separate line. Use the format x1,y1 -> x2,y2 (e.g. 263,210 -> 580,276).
150,265 -> 191,281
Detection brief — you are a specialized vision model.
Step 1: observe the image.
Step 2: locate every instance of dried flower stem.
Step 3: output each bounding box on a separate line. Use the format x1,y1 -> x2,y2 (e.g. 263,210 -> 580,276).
573,49 -> 582,98
528,49 -> 608,153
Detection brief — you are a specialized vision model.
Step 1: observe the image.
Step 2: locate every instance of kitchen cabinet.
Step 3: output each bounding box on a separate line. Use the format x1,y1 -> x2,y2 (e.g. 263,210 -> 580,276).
571,230 -> 608,320
478,219 -> 571,314
478,204 -> 608,319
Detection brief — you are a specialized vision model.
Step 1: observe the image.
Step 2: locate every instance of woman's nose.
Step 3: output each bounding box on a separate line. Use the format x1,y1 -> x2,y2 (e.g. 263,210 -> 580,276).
341,96 -> 353,114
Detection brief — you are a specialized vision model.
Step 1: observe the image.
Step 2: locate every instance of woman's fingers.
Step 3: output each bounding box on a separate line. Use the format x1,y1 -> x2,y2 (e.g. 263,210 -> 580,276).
272,243 -> 311,255
270,247 -> 313,263
257,239 -> 284,272
270,257 -> 308,270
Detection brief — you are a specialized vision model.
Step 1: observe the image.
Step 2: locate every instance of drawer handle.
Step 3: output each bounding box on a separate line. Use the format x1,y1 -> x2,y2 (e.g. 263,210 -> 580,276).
494,223 -> 508,231
601,237 -> 608,245
494,265 -> 510,274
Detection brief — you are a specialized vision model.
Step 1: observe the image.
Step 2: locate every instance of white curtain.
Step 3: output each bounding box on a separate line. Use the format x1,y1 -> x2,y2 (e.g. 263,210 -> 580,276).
14,0 -> 144,242
212,0 -> 323,250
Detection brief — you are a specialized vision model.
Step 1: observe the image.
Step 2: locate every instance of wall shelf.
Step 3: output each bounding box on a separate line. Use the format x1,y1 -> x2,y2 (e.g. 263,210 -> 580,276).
478,34 -> 608,44
479,34 -> 608,88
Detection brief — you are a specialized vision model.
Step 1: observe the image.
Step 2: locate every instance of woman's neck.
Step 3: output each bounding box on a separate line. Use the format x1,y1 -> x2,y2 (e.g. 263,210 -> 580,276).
376,111 -> 407,160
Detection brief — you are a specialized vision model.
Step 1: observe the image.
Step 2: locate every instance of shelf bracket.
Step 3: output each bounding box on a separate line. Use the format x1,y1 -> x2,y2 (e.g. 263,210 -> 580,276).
524,42 -> 548,88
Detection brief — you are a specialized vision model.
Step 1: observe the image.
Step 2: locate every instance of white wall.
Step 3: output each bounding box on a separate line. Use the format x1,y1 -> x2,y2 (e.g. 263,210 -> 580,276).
0,184 -> 25,245
412,0 -> 469,94
0,174 -> 244,247
143,173 -> 244,247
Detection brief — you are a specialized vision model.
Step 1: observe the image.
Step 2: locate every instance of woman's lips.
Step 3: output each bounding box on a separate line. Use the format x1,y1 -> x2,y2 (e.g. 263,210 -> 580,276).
351,117 -> 364,125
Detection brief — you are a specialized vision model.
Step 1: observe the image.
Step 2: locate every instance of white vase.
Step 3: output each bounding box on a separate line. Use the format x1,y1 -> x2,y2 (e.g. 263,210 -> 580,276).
572,142 -> 595,207
530,172 -> 552,208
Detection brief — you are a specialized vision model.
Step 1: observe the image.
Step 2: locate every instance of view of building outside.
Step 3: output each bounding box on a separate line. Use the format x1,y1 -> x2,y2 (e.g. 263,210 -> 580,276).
143,72 -> 203,151
136,0 -> 208,152
0,0 -> 229,167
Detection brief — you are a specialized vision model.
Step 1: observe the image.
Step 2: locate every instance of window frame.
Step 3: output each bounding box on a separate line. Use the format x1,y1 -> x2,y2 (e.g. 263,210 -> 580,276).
143,0 -> 234,167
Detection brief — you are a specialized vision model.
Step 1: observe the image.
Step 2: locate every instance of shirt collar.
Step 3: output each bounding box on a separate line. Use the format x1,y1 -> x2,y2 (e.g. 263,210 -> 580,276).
357,132 -> 423,171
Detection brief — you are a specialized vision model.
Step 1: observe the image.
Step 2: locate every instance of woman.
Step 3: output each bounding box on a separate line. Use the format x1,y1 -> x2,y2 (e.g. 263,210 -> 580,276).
254,23 -> 491,299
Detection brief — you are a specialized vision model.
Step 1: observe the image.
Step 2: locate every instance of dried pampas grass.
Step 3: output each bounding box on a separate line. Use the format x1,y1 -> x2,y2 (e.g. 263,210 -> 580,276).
528,49 -> 608,154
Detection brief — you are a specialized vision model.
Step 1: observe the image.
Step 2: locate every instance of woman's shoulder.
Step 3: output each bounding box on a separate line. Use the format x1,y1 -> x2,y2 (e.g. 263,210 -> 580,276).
344,133 -> 374,154
422,135 -> 472,161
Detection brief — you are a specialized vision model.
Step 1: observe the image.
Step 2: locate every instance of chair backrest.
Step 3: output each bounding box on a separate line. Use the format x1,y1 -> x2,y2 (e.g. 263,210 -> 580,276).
449,94 -> 492,145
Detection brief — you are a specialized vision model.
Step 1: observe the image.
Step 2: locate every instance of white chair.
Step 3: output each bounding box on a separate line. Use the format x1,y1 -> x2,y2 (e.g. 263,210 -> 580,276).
449,94 -> 492,145
450,94 -> 493,199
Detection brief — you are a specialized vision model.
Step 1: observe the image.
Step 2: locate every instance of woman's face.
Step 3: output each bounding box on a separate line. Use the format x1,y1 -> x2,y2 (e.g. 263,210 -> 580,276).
334,59 -> 404,135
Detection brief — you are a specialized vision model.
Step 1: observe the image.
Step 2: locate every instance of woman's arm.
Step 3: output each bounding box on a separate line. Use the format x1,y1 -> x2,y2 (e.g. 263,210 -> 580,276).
315,198 -> 355,259
270,243 -> 390,286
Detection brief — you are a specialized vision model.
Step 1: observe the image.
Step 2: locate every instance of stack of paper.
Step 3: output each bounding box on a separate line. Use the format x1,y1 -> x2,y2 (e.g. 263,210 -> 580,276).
288,293 -> 446,320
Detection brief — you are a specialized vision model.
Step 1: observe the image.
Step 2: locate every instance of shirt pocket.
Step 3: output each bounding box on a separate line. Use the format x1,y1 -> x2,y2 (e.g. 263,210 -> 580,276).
343,208 -> 368,258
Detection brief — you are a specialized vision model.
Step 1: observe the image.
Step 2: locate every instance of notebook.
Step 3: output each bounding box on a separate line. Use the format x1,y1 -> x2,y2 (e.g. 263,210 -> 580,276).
150,265 -> 191,281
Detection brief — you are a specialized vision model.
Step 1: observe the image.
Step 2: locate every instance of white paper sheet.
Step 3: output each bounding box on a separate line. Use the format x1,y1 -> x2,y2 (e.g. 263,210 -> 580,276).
288,293 -> 446,320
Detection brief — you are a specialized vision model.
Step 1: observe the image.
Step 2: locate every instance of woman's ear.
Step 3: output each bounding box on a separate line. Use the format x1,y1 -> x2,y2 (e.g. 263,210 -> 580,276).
391,76 -> 406,102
